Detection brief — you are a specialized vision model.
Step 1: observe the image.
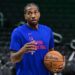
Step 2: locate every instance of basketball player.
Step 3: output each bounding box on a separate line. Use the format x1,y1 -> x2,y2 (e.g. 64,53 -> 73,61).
9,3 -> 63,75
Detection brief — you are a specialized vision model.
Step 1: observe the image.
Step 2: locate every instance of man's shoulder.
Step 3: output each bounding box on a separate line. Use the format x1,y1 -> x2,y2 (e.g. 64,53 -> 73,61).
39,24 -> 52,31
13,24 -> 26,32
12,24 -> 26,35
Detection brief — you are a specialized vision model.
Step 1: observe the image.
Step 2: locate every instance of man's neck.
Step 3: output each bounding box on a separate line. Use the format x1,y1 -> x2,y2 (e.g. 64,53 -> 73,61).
27,23 -> 38,29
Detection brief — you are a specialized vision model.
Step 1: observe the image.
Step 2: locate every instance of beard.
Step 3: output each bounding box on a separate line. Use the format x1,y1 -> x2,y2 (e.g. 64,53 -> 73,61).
28,21 -> 38,27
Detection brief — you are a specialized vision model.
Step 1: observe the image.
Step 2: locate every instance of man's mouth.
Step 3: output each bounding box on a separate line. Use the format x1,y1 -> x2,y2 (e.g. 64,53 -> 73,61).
31,20 -> 37,22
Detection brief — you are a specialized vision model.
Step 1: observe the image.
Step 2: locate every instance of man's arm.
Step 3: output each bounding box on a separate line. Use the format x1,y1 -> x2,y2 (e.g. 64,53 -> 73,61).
10,49 -> 24,64
49,48 -> 54,51
10,41 -> 37,64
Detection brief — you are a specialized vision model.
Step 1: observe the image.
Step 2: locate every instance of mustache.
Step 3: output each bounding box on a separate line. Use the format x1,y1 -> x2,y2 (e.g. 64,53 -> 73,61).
31,17 -> 37,20
31,19 -> 37,21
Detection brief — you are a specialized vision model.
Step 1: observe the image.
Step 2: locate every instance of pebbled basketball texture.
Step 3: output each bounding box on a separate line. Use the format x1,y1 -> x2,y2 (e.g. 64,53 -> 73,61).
44,51 -> 65,72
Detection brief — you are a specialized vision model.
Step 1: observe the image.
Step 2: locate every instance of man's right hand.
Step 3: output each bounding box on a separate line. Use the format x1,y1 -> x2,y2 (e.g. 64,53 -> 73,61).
23,41 -> 37,53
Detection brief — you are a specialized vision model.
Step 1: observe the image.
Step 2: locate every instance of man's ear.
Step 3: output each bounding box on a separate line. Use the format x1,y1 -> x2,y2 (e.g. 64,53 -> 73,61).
39,12 -> 41,19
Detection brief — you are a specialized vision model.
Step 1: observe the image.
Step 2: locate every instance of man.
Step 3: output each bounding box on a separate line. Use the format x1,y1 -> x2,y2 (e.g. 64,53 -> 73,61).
9,3 -> 62,75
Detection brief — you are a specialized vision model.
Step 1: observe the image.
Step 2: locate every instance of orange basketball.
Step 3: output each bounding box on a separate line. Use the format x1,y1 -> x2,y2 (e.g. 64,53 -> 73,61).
44,51 -> 65,72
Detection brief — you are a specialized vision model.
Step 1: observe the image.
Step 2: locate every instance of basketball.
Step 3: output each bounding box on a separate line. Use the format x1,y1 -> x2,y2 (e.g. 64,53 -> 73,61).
44,51 -> 65,72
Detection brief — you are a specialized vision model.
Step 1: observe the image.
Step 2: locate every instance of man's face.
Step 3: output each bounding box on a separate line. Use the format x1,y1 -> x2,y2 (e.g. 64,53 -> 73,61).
24,5 -> 40,26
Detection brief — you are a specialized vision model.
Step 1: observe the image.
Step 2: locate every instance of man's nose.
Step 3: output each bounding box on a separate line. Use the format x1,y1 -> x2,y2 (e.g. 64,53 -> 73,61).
31,13 -> 35,18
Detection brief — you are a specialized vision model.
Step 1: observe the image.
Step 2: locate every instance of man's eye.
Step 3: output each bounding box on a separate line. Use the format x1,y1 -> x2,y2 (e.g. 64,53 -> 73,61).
34,11 -> 38,14
28,12 -> 32,15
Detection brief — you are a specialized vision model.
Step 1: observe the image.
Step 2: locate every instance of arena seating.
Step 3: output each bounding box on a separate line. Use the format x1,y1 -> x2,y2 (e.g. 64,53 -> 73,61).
0,27 -> 16,75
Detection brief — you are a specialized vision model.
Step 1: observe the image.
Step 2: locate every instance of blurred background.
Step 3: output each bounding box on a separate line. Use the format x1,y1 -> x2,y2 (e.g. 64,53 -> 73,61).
0,0 -> 75,75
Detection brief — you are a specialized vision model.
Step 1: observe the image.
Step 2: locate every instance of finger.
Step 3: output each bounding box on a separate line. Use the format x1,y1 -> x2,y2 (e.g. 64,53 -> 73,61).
58,65 -> 64,70
53,66 -> 64,72
27,41 -> 37,45
62,62 -> 65,67
25,50 -> 35,54
59,63 -> 65,69
53,69 -> 58,72
61,64 -> 65,69
27,47 -> 37,50
28,51 -> 35,53
63,56 -> 65,61
58,67 -> 63,69
53,69 -> 62,72
26,45 -> 35,48
57,66 -> 64,70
